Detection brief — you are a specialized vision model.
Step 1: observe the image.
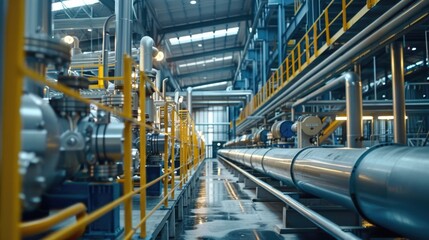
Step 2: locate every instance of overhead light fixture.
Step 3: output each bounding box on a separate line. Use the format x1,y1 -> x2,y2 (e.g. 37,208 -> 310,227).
193,81 -> 228,90
198,43 -> 203,47
52,0 -> 99,12
335,116 -> 374,121
154,51 -> 165,62
190,0 -> 197,4
412,47 -> 417,51
377,116 -> 408,120
62,35 -> 75,44
87,28 -> 92,32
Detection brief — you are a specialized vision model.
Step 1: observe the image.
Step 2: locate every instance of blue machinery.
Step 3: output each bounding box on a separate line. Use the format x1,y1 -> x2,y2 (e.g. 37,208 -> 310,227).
218,145 -> 429,239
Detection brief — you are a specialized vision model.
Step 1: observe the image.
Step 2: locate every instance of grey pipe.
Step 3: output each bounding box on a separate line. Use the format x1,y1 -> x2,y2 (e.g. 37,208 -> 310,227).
139,36 -> 155,75
102,14 -> 115,82
162,78 -> 168,100
236,0 -> 421,133
218,145 -> 429,239
219,155 -> 360,240
390,42 -> 407,144
187,87 -> 192,115
114,0 -> 132,86
345,72 -> 363,148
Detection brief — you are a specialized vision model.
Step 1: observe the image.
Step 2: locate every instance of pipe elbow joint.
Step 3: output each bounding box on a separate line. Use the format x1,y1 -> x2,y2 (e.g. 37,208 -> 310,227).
343,71 -> 359,85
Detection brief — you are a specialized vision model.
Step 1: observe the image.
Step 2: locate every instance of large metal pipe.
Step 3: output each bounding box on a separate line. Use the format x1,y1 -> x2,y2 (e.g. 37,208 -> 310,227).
139,36 -> 155,75
390,41 -> 407,144
102,14 -> 115,81
114,0 -> 132,86
236,0 -> 425,133
218,145 -> 429,239
219,156 -> 360,240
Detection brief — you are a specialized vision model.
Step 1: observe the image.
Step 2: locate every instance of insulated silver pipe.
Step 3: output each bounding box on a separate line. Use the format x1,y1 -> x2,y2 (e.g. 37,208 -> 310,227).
218,145 -> 429,239
345,72 -> 363,148
102,14 -> 115,81
390,41 -> 407,144
139,36 -> 155,74
187,87 -> 192,115
219,156 -> 360,240
115,0 -> 132,86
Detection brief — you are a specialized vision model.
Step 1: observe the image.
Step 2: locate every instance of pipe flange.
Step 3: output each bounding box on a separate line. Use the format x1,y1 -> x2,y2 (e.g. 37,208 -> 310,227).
102,93 -> 124,108
58,76 -> 90,89
25,36 -> 71,67
348,143 -> 400,221
289,146 -> 320,191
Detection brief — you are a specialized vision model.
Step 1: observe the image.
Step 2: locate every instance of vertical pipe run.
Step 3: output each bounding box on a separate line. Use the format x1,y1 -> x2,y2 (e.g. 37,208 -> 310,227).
115,0 -> 131,86
390,41 -> 407,144
122,55 -> 133,235
102,14 -> 115,82
139,72 -> 147,238
24,0 -> 51,96
277,3 -> 284,66
345,72 -> 363,148
187,87 -> 192,116
373,56 -> 377,100
170,110 -> 175,199
163,103 -> 169,207
2,0 -> 25,239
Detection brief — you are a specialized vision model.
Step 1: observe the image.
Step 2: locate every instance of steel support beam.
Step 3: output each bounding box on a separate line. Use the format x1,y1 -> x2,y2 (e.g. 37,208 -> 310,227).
166,46 -> 242,63
390,41 -> 407,144
53,17 -> 113,31
166,90 -> 253,97
159,15 -> 251,34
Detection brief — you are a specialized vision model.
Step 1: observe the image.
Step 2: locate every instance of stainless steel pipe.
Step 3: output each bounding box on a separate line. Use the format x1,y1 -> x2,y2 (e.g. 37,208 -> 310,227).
219,156 -> 360,240
218,145 -> 429,239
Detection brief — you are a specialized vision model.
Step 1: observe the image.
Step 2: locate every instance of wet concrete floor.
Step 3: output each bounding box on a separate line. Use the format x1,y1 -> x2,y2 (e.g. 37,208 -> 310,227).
177,158 -> 332,240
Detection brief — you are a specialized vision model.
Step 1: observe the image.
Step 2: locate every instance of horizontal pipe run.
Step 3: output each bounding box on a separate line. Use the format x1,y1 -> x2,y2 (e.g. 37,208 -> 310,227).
218,145 -> 429,239
219,156 -> 360,240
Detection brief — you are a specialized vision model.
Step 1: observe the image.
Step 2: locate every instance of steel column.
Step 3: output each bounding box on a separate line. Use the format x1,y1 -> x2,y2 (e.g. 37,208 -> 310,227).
277,3 -> 284,65
187,87 -> 192,115
390,41 -> 407,144
345,72 -> 363,148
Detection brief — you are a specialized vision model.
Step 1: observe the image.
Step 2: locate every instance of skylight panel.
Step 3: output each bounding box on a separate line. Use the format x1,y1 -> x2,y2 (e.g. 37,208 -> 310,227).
178,56 -> 233,68
52,0 -> 99,12
169,27 -> 239,45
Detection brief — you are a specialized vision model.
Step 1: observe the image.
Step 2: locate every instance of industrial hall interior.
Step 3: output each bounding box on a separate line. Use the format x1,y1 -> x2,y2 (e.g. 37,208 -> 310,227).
1,0 -> 429,239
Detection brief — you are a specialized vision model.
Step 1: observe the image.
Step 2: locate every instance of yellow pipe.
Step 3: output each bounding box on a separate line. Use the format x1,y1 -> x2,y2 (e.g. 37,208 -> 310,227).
163,103 -> 169,207
1,0 -> 25,239
171,110 -> 176,199
123,55 -> 133,235
20,203 -> 87,237
139,71 -> 147,238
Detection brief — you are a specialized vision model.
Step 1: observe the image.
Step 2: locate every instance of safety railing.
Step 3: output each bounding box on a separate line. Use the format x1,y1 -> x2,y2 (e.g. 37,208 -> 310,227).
236,0 -> 381,127
1,1 -> 205,239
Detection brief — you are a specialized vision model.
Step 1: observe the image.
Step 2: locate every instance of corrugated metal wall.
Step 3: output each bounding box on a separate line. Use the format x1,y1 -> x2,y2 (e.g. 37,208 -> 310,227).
193,106 -> 229,158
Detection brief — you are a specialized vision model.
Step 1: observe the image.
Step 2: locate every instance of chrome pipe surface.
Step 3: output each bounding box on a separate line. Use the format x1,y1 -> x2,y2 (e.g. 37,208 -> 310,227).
219,156 -> 361,240
218,145 -> 429,239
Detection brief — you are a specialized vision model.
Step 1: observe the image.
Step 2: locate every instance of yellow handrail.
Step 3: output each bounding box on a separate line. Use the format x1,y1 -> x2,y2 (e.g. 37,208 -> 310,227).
20,203 -> 87,237
236,0 -> 380,127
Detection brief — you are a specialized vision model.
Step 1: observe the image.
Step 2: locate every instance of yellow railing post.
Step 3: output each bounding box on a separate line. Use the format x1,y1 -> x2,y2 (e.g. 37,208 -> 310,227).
313,24 -> 318,56
139,72 -> 147,238
123,55 -> 133,236
1,0 -> 25,239
305,34 -> 310,64
163,103 -> 169,207
291,50 -> 296,75
192,122 -> 199,168
170,109 -> 176,199
179,111 -> 184,189
98,65 -> 105,88
297,42 -> 302,71
342,0 -> 348,31
324,9 -> 331,45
